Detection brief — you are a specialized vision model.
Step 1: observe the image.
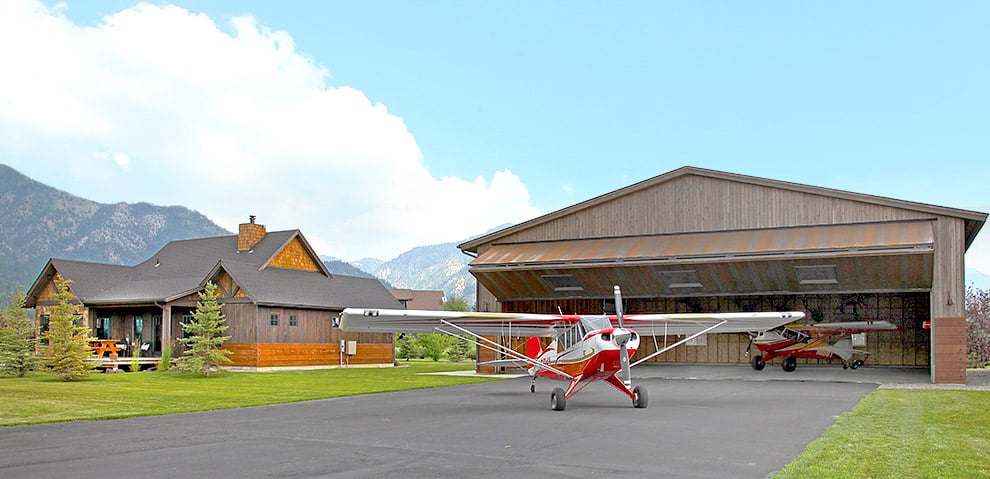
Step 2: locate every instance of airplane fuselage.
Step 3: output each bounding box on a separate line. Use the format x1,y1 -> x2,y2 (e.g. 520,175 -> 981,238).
531,327 -> 641,380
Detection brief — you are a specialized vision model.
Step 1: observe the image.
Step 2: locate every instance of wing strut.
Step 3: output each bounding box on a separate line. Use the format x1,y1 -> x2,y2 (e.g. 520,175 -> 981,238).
434,319 -> 574,379
630,320 -> 727,367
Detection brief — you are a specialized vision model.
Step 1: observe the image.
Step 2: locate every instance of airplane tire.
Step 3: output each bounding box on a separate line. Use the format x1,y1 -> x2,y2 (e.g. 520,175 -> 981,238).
530,383 -> 536,393
782,356 -> 797,372
633,385 -> 649,409
551,387 -> 567,411
751,355 -> 766,371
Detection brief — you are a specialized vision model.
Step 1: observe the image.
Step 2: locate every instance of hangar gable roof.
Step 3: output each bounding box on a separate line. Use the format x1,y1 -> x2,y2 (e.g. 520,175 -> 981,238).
460,166 -> 987,253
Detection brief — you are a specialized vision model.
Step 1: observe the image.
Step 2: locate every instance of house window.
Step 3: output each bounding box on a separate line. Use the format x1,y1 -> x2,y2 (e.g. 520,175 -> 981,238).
270,313 -> 279,326
181,315 -> 194,338
289,315 -> 298,327
97,317 -> 111,339
39,314 -> 50,344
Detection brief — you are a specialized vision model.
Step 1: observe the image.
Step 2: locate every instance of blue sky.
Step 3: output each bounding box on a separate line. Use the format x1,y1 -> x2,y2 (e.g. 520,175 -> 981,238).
1,1 -> 988,275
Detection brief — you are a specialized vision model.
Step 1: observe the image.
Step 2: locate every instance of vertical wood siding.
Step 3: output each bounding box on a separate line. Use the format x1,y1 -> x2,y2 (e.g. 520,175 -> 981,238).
495,176 -> 934,243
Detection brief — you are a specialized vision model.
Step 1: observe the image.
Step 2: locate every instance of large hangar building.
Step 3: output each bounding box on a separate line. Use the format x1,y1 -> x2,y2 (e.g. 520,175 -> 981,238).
460,167 -> 986,384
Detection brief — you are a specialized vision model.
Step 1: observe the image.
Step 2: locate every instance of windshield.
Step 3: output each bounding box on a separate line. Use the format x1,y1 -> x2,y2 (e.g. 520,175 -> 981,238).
579,315 -> 613,332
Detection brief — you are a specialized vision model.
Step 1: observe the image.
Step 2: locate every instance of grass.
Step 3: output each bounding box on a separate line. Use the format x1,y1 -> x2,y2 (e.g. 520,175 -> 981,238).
0,362 -> 497,427
773,389 -> 990,479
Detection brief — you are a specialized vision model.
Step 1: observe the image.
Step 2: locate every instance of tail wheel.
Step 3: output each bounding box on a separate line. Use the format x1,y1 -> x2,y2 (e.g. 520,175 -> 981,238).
632,385 -> 649,409
782,356 -> 797,372
751,355 -> 766,371
550,387 -> 567,411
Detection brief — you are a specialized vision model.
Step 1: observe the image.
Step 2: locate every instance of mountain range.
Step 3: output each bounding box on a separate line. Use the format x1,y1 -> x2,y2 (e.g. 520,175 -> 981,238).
0,164 -> 479,303
3,163 -> 988,304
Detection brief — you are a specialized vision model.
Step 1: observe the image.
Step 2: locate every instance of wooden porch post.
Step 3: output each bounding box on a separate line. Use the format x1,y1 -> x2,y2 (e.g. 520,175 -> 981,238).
161,303 -> 172,351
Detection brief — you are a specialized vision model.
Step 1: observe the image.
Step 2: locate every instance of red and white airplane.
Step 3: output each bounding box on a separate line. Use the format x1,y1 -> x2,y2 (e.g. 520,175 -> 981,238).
747,320 -> 898,372
340,286 -> 804,411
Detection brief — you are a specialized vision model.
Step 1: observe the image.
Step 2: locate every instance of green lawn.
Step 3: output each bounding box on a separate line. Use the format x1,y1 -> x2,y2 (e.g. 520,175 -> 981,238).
0,362 -> 496,427
773,389 -> 990,479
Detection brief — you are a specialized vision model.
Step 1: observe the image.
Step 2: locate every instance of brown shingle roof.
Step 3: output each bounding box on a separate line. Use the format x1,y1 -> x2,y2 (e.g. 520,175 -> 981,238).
26,230 -> 401,310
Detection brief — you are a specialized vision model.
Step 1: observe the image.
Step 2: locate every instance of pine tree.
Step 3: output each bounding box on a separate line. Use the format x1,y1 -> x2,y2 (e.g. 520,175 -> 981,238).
178,282 -> 232,377
40,276 -> 95,381
395,333 -> 420,361
446,337 -> 473,362
0,287 -> 39,376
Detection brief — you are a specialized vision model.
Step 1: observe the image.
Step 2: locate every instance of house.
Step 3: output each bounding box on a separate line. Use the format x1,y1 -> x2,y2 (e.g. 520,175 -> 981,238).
25,217 -> 401,368
388,288 -> 446,310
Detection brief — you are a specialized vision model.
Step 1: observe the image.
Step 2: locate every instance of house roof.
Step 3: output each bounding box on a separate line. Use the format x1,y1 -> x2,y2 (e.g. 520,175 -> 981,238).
217,260 -> 399,310
26,229 -> 401,310
388,288 -> 446,310
459,166 -> 988,253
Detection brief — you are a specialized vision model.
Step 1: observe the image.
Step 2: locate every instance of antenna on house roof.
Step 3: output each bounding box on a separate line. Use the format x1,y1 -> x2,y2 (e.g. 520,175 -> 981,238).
250,215 -> 256,224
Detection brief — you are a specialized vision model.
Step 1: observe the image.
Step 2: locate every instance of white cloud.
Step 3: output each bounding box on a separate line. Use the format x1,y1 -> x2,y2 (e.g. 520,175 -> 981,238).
0,0 -> 539,260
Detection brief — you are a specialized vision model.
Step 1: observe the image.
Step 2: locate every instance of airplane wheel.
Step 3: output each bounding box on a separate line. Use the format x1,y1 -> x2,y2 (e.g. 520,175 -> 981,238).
751,355 -> 766,371
550,387 -> 567,411
632,385 -> 649,409
851,359 -> 863,370
782,356 -> 797,372
530,383 -> 536,393
843,362 -> 849,370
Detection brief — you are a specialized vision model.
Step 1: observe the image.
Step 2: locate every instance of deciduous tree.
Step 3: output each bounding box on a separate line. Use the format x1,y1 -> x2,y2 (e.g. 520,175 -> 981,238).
966,285 -> 990,368
443,295 -> 472,312
177,282 -> 232,377
442,294 -> 474,361
417,334 -> 453,361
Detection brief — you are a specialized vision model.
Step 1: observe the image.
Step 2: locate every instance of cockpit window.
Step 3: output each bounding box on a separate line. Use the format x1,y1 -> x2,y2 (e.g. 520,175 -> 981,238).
556,321 -> 589,351
579,315 -> 612,332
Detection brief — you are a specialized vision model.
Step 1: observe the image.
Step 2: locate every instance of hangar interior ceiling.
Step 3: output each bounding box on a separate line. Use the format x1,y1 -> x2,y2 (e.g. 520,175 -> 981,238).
470,219 -> 935,301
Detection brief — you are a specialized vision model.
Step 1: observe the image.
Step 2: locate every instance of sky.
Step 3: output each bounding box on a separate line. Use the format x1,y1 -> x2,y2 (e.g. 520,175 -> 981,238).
1,1 -> 988,274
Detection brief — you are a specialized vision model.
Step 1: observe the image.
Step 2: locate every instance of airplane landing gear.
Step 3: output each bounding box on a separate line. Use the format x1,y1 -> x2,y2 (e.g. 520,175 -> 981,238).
530,378 -> 536,393
632,385 -> 648,409
751,355 -> 766,371
550,387 -> 567,411
850,359 -> 864,369
782,356 -> 797,372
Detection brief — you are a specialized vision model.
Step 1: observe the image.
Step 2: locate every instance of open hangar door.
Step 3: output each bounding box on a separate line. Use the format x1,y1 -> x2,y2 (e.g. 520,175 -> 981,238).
471,220 -> 934,370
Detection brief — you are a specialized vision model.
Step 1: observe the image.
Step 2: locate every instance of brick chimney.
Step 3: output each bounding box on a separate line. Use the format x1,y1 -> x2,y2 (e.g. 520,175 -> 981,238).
238,215 -> 266,252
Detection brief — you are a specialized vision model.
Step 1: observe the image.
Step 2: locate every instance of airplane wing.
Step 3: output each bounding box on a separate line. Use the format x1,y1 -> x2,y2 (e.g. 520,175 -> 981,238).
339,308 -> 576,337
622,311 -> 806,336
788,320 -> 898,332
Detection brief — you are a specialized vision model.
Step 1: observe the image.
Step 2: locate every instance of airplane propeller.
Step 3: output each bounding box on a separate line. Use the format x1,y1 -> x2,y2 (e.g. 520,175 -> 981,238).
614,285 -> 632,387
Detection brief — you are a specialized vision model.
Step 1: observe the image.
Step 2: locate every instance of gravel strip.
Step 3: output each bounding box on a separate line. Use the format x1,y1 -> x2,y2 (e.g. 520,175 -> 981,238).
880,369 -> 990,391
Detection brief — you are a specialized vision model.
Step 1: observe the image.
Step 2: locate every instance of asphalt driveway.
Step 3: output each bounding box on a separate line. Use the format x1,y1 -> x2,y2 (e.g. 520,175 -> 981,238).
0,367 -> 884,479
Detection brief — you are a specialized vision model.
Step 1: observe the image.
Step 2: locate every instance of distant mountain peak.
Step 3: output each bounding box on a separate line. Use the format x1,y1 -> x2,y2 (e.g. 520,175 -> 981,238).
0,163 -> 230,294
